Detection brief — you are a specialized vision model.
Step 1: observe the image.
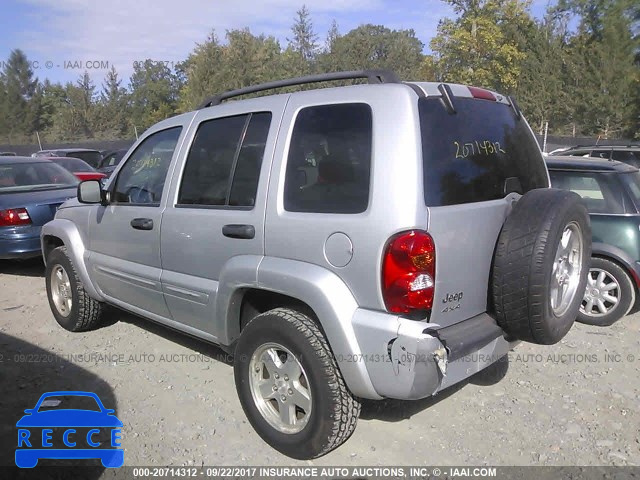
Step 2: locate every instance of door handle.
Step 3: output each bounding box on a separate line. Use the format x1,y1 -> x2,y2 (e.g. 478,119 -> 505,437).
222,224 -> 255,239
130,218 -> 154,230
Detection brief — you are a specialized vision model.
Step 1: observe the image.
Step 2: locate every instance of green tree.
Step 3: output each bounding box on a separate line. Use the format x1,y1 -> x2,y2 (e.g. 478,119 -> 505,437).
513,18 -> 566,134
178,29 -> 283,111
129,59 -> 180,130
286,5 -> 319,75
320,24 -> 424,78
430,0 -> 531,91
3,49 -> 39,140
555,0 -> 638,136
96,66 -> 131,138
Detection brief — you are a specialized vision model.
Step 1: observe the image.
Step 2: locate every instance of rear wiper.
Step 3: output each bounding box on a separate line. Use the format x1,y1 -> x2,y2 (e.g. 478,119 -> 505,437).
508,95 -> 522,120
437,83 -> 457,115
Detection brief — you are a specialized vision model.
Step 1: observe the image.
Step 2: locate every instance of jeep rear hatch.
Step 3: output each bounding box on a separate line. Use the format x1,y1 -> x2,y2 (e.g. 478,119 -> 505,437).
419,90 -> 549,327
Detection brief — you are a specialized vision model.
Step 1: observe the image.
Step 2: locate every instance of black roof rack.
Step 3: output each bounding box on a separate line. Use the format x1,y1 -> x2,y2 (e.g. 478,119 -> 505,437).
198,70 -> 401,109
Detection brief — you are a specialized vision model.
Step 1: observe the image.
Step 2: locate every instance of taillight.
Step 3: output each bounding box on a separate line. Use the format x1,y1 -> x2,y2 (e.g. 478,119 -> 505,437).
382,230 -> 435,314
0,208 -> 32,227
468,86 -> 496,101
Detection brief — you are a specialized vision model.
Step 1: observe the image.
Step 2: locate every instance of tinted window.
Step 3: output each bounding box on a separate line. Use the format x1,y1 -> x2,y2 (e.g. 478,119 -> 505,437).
69,151 -> 102,167
56,157 -> 94,172
284,104 -> 372,214
113,127 -> 182,204
548,170 -> 626,214
178,112 -> 271,207
0,162 -> 78,192
611,150 -> 640,166
419,97 -> 548,206
590,150 -> 611,159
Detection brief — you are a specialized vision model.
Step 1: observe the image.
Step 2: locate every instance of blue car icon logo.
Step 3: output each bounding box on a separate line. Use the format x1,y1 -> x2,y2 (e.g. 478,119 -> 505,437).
15,391 -> 123,468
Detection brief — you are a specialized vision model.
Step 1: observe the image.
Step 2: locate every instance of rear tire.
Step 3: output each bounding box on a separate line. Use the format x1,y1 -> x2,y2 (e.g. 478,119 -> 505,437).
577,257 -> 635,326
492,188 -> 591,344
234,308 -> 360,459
45,246 -> 105,332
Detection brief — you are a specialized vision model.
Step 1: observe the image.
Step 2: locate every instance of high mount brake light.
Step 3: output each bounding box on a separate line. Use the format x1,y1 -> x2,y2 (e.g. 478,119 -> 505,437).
468,86 -> 496,101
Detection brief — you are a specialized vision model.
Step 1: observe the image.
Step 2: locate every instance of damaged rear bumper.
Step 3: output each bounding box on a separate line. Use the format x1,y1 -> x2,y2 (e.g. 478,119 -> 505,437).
351,309 -> 516,400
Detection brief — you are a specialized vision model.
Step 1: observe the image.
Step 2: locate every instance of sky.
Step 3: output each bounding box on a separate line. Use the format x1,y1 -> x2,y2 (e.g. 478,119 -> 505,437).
0,0 -> 553,86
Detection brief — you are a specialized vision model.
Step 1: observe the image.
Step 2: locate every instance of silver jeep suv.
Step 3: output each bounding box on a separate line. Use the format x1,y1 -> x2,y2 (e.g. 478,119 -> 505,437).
41,70 -> 591,458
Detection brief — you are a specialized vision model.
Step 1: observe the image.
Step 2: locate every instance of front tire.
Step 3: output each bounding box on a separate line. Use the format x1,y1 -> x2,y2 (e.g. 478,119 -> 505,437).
577,257 -> 635,326
45,246 -> 105,332
234,308 -> 360,459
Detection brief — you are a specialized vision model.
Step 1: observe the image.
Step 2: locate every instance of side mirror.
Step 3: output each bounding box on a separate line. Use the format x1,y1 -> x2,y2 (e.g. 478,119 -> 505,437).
78,179 -> 104,204
24,409 -> 34,414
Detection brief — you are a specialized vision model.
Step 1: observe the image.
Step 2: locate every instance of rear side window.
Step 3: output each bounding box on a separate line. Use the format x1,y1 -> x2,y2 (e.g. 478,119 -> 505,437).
548,170 -> 626,214
178,112 -> 271,207
419,97 -> 548,206
284,103 -> 372,214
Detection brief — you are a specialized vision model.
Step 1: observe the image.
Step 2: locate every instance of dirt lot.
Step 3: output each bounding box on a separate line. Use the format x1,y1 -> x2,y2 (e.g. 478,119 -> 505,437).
1,258 -> 639,467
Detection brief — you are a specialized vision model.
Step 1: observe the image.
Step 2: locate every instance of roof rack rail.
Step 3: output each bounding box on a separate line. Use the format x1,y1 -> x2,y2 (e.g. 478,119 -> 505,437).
198,70 -> 401,109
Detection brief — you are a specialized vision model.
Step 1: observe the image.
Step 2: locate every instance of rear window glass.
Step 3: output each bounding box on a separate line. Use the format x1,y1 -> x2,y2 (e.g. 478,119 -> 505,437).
69,151 -> 102,167
0,162 -> 78,192
57,157 -> 94,172
419,97 -> 548,206
548,171 -> 626,214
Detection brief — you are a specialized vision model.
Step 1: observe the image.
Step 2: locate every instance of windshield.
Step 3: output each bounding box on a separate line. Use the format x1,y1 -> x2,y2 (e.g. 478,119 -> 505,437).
37,394 -> 101,412
56,157 -> 94,172
419,97 -> 549,206
0,162 -> 78,193
69,151 -> 102,167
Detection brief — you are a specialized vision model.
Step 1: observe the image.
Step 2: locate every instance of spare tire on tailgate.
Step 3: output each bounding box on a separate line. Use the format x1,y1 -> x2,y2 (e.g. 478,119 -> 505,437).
492,188 -> 591,345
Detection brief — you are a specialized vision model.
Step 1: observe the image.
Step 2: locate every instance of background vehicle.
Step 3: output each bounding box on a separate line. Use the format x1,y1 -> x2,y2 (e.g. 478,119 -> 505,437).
44,156 -> 106,181
0,157 -> 77,259
41,71 -> 590,459
547,156 -> 640,325
97,149 -> 128,178
33,148 -> 103,168
550,144 -> 640,168
0,151 -> 17,156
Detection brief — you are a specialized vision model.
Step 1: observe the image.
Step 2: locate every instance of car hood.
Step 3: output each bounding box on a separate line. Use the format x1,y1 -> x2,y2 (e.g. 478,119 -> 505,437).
16,410 -> 123,427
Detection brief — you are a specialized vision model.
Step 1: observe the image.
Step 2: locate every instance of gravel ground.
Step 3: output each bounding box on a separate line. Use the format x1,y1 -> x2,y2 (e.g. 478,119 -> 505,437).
1,258 -> 639,468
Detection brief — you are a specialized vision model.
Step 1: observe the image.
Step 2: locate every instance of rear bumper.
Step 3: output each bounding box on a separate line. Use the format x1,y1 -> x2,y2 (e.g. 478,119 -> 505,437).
352,310 -> 516,400
0,226 -> 43,259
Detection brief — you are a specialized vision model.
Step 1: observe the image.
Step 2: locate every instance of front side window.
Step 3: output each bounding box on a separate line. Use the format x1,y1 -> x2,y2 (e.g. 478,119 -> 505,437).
178,112 -> 271,207
113,127 -> 182,205
284,103 -> 372,214
548,170 -> 626,214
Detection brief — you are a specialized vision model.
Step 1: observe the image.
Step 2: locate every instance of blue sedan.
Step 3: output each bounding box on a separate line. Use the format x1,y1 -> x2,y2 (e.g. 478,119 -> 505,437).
0,157 -> 78,259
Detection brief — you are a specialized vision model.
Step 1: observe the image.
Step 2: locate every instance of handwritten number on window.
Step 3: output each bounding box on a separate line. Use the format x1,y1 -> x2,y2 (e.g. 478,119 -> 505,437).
454,140 -> 505,159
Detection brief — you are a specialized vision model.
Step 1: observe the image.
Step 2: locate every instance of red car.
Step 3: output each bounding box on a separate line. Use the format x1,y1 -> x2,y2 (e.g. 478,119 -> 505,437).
42,157 -> 106,181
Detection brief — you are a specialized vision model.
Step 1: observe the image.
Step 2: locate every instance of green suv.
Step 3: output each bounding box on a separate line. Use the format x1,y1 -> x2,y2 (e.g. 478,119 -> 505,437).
547,156 -> 640,325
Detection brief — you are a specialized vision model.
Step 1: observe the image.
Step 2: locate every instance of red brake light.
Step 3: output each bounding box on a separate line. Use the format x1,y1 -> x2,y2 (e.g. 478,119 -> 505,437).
0,208 -> 32,227
468,86 -> 496,101
382,230 -> 436,314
